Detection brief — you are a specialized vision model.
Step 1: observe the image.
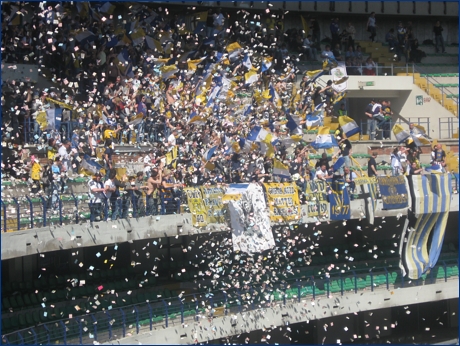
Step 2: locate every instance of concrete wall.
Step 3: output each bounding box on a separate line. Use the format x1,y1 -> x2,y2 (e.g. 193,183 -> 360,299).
100,279 -> 459,345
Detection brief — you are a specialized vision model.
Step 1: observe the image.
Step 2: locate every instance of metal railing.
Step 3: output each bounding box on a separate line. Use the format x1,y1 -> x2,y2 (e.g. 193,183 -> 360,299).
2,259 -> 457,345
438,117 -> 458,139
358,117 -> 432,140
0,189 -> 181,232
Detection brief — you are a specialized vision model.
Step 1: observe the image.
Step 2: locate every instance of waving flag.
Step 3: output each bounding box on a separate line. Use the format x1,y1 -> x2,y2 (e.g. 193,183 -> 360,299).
332,157 -> 346,172
311,126 -> 338,149
306,69 -> 326,83
130,28 -> 146,46
160,65 -> 178,80
410,124 -> 431,146
188,111 -> 205,125
192,11 -> 208,34
273,159 -> 291,179
203,146 -> 218,161
269,84 -> 282,108
338,115 -> 360,138
247,126 -> 269,142
244,70 -> 259,85
392,124 -> 411,143
261,57 -> 273,73
74,30 -> 96,45
80,154 -> 103,176
306,113 -> 322,129
242,54 -> 253,69
330,65 -> 349,93
286,113 -> 302,134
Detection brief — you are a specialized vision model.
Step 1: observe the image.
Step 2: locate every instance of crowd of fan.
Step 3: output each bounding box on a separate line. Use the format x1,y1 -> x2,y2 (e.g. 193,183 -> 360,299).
0,3 -> 451,221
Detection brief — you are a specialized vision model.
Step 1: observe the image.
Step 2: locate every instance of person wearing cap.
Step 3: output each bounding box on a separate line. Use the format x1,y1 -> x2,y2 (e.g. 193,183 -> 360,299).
368,152 -> 378,177
88,172 -> 105,222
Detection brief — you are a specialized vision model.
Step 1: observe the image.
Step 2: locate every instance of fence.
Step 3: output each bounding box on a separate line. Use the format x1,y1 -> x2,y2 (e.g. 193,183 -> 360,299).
2,174 -> 458,233
0,188 -> 181,232
2,258 -> 458,345
358,117 -> 432,140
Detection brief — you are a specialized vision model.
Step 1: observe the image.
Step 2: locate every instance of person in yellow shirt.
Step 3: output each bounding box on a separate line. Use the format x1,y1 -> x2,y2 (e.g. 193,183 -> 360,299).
103,124 -> 122,144
47,138 -> 58,160
29,155 -> 42,193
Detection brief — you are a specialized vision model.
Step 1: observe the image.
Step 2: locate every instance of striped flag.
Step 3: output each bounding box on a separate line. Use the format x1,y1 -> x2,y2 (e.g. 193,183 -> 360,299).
247,126 -> 270,142
80,154 -> 103,175
242,54 -> 253,69
310,126 -> 338,149
273,159 -> 291,179
338,116 -> 360,138
160,65 -> 178,80
306,113 -> 322,129
203,146 -> 218,161
392,124 -> 411,143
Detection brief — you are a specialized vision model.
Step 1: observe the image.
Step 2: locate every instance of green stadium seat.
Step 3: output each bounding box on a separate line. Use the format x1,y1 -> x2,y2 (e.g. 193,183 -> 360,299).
23,293 -> 32,307
9,295 -> 19,310
3,296 -> 12,311
32,310 -> 41,325
25,312 -> 35,327
18,313 -> 27,328
2,316 -> 12,333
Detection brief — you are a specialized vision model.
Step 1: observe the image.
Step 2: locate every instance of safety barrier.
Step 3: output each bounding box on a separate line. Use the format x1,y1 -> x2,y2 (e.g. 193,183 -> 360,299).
2,258 -> 457,345
1,174 -> 458,232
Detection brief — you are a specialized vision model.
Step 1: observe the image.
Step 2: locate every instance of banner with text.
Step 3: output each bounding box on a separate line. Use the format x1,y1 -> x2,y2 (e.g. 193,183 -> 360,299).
200,186 -> 226,224
263,183 -> 301,222
304,180 -> 329,218
184,187 -> 208,227
328,181 -> 351,220
378,175 -> 409,210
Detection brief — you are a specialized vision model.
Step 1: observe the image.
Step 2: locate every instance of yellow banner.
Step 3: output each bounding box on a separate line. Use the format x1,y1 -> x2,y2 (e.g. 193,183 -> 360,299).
353,176 -> 377,186
200,186 -> 225,224
184,187 -> 207,227
304,180 -> 329,218
263,183 -> 301,222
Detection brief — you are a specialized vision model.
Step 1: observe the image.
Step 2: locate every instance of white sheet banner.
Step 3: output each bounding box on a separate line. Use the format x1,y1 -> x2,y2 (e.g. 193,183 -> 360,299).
330,64 -> 348,93
228,183 -> 275,254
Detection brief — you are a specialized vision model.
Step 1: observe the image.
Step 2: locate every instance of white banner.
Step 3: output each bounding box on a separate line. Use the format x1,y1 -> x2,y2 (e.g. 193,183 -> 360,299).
330,64 -> 348,93
228,183 -> 274,254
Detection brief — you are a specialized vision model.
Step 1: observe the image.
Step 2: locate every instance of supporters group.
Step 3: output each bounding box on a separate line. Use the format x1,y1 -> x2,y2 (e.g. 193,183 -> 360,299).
1,3 -> 448,221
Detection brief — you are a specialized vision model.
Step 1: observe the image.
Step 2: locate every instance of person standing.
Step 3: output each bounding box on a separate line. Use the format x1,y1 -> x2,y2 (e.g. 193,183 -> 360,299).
433,20 -> 446,53
88,172 -> 105,222
367,152 -> 378,177
145,167 -> 163,216
29,155 -> 42,194
330,18 -> 340,49
344,22 -> 356,51
104,170 -> 116,220
367,12 -> 377,42
390,147 -> 403,176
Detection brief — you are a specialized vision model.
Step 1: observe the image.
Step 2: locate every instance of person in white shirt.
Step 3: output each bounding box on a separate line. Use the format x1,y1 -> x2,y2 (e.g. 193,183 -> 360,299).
57,140 -> 71,173
316,164 -> 332,180
104,174 -> 116,218
88,173 -> 105,222
390,147 -> 403,176
167,129 -> 178,150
